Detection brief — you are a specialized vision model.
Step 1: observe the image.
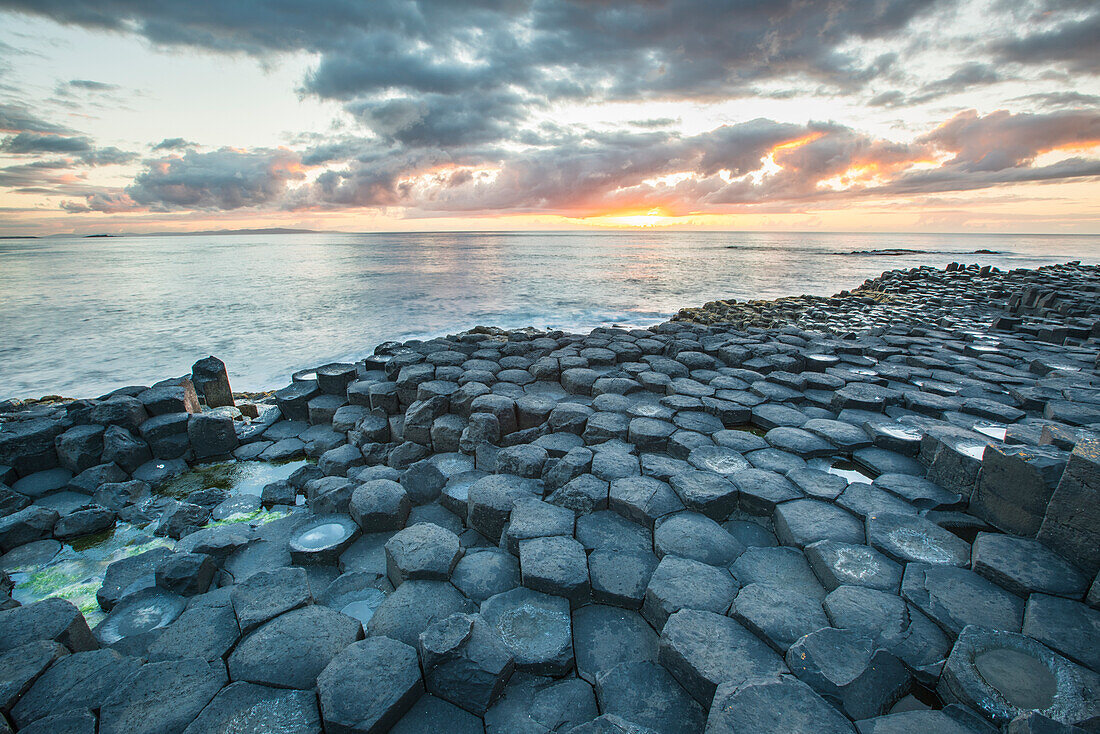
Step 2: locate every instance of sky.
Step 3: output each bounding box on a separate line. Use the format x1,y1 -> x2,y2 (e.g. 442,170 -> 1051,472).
0,0 -> 1098,235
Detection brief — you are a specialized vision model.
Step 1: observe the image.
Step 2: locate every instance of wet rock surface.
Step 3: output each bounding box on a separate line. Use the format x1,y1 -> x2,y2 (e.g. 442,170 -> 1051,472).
2,261 -> 1100,731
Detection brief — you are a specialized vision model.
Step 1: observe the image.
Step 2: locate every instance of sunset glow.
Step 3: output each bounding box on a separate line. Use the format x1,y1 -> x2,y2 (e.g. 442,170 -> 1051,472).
0,1 -> 1097,235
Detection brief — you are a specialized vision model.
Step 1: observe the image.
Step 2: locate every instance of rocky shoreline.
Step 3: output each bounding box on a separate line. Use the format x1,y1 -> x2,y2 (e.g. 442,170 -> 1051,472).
1,260 -> 1099,733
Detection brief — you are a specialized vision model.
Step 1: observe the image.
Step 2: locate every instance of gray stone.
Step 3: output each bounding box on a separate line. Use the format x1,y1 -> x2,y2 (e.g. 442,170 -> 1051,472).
480,587 -> 573,676
731,545 -> 826,600
973,444 -> 1068,536
318,636 -> 424,734
228,604 -> 362,689
99,658 -> 226,734
55,424 -> 105,473
350,479 -> 411,531
805,540 -> 903,593
706,675 -> 857,734
9,648 -> 140,728
610,475 -> 684,527
548,473 -> 609,515
182,681 -> 321,734
572,604 -> 658,684
503,497 -> 574,555
939,625 -> 1100,728
452,548 -> 521,603
187,413 -> 238,459
1038,438 -> 1100,575
731,469 -> 803,515
642,555 -> 738,629
730,583 -> 830,652
0,640 -> 67,713
0,506 -> 58,552
0,598 -> 97,654
520,535 -> 589,603
146,592 -> 240,663
154,551 -> 215,597
972,533 -> 1088,598
191,355 -> 234,407
660,608 -> 787,705
15,708 -> 96,734
902,563 -> 1024,637
385,522 -> 461,587
467,474 -> 539,542
400,459 -> 447,505
854,709 -> 995,734
94,586 -> 185,646
485,673 -> 598,734
594,661 -> 705,734
668,470 -> 738,520
231,566 -> 312,633
867,512 -> 970,566
368,579 -> 475,647
391,695 -> 484,734
418,612 -> 514,714
774,499 -> 865,548
1023,593 -> 1100,673
786,627 -> 911,720
653,511 -> 744,566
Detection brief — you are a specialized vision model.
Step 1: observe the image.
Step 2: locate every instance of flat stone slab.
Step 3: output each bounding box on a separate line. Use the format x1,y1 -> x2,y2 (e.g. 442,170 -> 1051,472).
731,469 -> 802,515
318,636 -> 424,734
659,609 -> 788,706
417,612 -> 514,715
0,640 -> 67,714
938,625 -> 1100,729
368,579 -> 474,647
609,475 -> 684,527
146,593 -> 241,663
786,627 -> 911,720
872,473 -> 963,510
805,540 -> 903,593
231,566 -> 313,634
1022,593 -> 1100,674
519,534 -> 590,603
385,522 -> 461,587
654,511 -> 744,566
731,545 -> 826,600
595,661 -> 705,734
0,598 -> 98,654
182,681 -> 321,734
866,512 -> 970,567
668,471 -> 738,520
706,675 -> 858,733
572,605 -> 658,684
480,587 -> 574,676
451,548 -> 520,603
971,532 -> 1088,598
642,555 -> 738,629
823,585 -> 950,684
730,583 -> 830,652
902,563 -> 1024,638
228,604 -> 362,689
589,549 -> 659,609
774,499 -> 865,548
99,658 -> 226,734
853,709 -> 993,734
485,673 -> 598,734
9,648 -> 142,729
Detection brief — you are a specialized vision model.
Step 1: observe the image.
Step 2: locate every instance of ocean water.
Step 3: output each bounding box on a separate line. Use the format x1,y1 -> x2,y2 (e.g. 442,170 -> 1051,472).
1,231 -> 1097,400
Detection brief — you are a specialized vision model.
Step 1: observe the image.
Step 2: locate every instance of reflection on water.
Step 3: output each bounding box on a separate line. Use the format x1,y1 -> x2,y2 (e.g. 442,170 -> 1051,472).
807,457 -> 876,484
159,459 -> 310,498
2,231 -> 1097,399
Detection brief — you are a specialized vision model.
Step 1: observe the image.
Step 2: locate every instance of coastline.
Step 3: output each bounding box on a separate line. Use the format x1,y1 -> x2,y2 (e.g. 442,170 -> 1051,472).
1,259 -> 1099,731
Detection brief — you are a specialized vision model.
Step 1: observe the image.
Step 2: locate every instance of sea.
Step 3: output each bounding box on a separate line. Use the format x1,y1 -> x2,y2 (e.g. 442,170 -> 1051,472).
1,231 -> 1097,400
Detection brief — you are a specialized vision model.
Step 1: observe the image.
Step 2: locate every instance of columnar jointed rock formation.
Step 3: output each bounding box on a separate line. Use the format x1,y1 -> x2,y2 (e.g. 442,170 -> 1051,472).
1,261 -> 1100,732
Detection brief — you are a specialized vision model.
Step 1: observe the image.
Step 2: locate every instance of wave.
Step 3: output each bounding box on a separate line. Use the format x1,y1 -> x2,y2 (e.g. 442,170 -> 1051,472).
839,248 -> 1006,256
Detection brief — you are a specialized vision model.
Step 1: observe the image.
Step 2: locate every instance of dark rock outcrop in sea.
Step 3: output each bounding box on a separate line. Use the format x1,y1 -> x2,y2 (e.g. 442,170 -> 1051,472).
1,260 -> 1100,733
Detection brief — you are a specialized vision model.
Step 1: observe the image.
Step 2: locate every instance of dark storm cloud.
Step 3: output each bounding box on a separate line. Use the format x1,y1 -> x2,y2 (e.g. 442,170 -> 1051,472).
112,147 -> 306,211
1,132 -> 93,154
0,0 -> 945,149
992,8 -> 1100,73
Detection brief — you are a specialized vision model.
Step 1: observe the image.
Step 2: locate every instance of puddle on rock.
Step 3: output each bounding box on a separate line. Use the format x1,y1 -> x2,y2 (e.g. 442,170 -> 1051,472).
158,459 -> 311,499
6,524 -> 173,627
973,423 -> 1008,441
807,457 -> 875,484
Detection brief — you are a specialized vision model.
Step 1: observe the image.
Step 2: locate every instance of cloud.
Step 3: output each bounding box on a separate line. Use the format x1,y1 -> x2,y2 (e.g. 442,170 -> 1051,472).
0,103 -> 74,134
66,79 -> 121,92
118,147 -> 307,211
1,132 -> 93,154
992,8 -> 1100,73
918,108 -> 1100,171
151,137 -> 197,151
